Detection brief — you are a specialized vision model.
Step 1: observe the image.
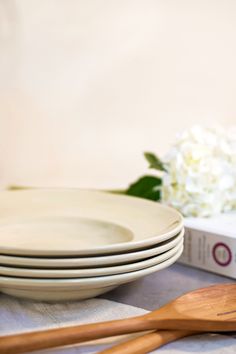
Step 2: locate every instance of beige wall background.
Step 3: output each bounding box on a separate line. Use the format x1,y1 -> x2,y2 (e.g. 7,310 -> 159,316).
0,0 -> 236,189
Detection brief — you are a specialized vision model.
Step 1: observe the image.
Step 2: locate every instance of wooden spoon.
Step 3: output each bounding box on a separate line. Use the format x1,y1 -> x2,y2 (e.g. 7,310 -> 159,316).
99,330 -> 196,354
0,283 -> 236,354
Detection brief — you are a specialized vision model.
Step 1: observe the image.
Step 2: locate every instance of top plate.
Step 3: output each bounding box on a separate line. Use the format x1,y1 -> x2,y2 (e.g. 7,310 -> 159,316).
0,189 -> 183,256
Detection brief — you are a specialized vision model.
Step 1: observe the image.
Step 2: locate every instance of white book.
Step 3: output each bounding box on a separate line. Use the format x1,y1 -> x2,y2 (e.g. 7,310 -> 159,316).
179,212 -> 236,278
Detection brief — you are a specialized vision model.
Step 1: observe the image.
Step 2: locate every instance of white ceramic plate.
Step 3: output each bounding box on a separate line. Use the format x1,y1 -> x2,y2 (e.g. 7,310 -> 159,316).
0,245 -> 183,301
0,229 -> 184,268
0,239 -> 183,278
0,189 -> 183,256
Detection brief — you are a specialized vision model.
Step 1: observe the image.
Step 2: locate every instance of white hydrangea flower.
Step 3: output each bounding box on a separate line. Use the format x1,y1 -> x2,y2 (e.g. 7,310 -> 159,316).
162,126 -> 236,217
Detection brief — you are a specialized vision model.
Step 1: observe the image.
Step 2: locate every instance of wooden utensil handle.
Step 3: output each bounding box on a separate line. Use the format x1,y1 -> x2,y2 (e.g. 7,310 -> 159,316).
99,330 -> 194,354
0,316 -> 151,354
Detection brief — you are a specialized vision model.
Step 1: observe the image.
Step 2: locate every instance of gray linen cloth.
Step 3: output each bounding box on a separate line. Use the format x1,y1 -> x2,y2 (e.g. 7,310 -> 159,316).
0,294 -> 235,353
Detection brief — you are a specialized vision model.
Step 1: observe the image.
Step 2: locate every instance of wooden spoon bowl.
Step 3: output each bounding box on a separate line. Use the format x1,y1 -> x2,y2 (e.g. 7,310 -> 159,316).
146,283 -> 236,331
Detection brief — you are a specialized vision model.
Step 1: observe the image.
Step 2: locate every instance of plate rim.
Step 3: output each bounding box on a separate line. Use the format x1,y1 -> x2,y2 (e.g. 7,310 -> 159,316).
0,239 -> 184,278
0,228 -> 184,268
0,245 -> 183,289
0,189 -> 183,256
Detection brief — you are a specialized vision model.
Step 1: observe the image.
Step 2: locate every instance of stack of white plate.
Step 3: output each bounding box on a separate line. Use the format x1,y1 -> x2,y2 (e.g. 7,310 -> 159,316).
0,189 -> 184,301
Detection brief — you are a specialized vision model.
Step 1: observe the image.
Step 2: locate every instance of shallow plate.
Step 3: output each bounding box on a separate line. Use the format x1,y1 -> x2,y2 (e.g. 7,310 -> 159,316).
0,245 -> 183,301
0,229 -> 184,268
0,189 -> 183,256
0,239 -> 183,278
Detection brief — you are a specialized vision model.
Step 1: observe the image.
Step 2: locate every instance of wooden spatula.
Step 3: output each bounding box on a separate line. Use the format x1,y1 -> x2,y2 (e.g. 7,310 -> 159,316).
0,283 -> 236,354
99,330 -> 196,354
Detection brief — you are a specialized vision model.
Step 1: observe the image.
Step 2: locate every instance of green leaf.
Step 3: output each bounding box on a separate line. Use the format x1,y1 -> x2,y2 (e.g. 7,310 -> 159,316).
126,175 -> 162,201
144,152 -> 166,171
